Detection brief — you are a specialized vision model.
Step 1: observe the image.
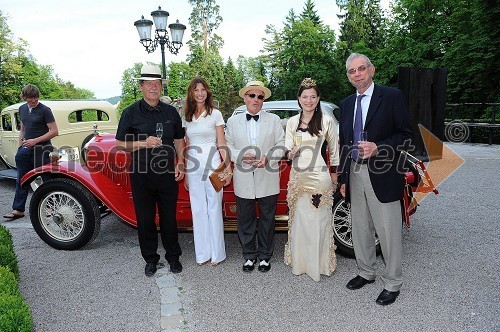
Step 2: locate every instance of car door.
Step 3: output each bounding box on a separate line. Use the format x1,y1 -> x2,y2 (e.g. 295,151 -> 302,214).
0,110 -> 21,167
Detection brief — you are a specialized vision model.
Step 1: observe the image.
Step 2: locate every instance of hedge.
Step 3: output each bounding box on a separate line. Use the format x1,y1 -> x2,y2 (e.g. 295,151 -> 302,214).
0,295 -> 32,332
0,244 -> 18,279
0,225 -> 12,248
0,225 -> 33,332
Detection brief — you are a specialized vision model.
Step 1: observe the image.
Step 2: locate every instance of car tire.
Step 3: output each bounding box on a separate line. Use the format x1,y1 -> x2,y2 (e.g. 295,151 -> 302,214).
332,191 -> 381,258
29,178 -> 101,250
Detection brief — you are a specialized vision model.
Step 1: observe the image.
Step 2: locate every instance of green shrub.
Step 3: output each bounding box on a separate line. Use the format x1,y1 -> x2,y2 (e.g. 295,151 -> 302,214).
0,225 -> 12,249
0,295 -> 32,332
0,245 -> 18,279
0,267 -> 19,297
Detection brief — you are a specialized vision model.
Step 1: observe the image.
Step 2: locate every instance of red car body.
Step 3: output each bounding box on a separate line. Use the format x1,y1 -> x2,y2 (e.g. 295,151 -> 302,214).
21,132 -> 437,256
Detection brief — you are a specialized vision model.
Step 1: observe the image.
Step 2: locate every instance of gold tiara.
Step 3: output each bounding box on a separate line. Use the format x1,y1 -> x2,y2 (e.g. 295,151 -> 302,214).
301,78 -> 317,88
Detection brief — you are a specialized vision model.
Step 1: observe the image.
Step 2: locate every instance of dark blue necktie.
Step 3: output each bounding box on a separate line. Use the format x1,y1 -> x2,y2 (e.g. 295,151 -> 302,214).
246,113 -> 259,121
352,94 -> 365,161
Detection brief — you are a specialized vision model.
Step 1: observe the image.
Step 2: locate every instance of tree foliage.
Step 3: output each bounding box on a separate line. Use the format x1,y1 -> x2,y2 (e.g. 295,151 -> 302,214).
0,11 -> 95,110
262,5 -> 343,103
187,0 -> 224,55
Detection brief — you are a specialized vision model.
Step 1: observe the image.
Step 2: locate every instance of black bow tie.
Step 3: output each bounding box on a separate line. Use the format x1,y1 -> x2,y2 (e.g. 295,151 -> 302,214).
148,105 -> 161,112
246,114 -> 259,121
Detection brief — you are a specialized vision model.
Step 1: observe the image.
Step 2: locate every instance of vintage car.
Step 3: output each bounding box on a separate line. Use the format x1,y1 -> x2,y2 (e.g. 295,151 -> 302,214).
0,100 -> 118,179
19,120 -> 438,258
232,100 -> 339,129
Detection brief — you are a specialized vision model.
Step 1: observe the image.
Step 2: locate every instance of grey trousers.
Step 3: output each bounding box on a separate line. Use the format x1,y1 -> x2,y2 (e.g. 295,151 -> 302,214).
349,163 -> 403,292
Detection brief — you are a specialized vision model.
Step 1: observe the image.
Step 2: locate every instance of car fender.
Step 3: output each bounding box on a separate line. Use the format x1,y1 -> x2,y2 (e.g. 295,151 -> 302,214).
21,162 -> 137,226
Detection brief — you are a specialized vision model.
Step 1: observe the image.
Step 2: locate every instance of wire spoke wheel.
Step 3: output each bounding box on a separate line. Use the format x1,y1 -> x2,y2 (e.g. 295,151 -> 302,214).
39,191 -> 85,242
30,178 -> 101,250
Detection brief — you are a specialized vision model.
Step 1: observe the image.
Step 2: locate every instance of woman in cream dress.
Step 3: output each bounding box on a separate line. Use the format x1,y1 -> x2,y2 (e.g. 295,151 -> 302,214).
284,78 -> 340,281
183,77 -> 231,266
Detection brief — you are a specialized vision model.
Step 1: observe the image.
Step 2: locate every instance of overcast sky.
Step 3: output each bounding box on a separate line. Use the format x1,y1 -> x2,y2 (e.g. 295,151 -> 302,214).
2,0 -> 389,99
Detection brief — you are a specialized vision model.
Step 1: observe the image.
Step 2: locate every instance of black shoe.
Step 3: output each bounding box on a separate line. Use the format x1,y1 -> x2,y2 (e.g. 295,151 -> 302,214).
258,259 -> 271,272
242,259 -> 256,272
376,289 -> 400,305
346,275 -> 375,290
145,262 -> 157,277
169,260 -> 183,274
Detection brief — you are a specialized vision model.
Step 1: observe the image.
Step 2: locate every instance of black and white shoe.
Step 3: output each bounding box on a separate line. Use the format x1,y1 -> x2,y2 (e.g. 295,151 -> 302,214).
242,259 -> 256,272
258,259 -> 271,272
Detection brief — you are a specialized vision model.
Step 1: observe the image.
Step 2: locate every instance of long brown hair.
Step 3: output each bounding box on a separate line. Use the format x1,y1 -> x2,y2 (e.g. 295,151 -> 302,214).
297,78 -> 322,137
184,77 -> 215,122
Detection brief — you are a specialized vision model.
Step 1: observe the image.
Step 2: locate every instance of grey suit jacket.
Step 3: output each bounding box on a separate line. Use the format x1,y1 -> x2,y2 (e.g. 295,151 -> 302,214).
225,111 -> 285,199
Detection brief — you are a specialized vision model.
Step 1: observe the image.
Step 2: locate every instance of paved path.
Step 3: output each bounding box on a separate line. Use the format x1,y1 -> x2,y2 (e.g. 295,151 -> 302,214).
1,143 -> 499,331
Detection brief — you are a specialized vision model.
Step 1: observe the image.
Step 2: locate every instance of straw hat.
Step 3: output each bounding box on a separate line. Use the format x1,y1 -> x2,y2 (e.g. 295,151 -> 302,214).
135,64 -> 168,83
238,80 -> 271,100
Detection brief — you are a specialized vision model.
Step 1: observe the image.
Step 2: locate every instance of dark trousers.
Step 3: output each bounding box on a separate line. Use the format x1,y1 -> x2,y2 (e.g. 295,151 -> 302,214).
13,145 -> 51,212
236,194 -> 278,261
130,169 -> 181,264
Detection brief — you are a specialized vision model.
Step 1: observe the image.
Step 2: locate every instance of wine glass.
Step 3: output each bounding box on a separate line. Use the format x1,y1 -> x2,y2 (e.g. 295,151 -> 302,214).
293,132 -> 303,147
156,123 -> 163,139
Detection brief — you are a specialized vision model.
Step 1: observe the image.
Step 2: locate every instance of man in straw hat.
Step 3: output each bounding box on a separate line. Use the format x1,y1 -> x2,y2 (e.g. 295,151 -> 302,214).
226,81 -> 285,273
116,63 -> 185,276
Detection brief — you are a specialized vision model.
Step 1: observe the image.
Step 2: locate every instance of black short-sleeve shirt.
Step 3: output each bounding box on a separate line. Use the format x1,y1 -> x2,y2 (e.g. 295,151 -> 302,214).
116,99 -> 185,169
19,102 -> 56,145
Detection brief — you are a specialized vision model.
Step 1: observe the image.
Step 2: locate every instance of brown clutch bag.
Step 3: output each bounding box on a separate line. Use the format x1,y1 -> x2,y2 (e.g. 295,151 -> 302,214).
209,162 -> 231,192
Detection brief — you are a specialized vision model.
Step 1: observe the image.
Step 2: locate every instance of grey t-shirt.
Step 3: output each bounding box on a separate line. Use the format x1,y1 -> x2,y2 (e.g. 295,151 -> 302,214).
19,102 -> 55,145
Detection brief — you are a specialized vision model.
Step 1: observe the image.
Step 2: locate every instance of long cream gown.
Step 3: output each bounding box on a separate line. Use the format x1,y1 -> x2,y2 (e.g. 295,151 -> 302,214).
284,114 -> 339,281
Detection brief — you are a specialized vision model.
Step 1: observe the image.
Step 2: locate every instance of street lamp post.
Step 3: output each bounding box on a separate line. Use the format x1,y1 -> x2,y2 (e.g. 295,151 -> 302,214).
134,6 -> 186,96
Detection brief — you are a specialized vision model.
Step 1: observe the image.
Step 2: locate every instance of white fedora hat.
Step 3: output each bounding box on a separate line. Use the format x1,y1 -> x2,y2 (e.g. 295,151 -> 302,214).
135,64 -> 168,83
238,80 -> 271,100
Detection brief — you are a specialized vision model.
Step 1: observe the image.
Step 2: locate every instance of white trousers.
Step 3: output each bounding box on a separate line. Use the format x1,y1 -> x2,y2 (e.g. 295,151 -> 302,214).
186,146 -> 226,264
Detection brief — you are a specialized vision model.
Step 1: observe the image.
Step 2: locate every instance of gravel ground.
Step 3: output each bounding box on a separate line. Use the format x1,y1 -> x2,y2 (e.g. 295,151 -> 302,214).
1,142 -> 499,332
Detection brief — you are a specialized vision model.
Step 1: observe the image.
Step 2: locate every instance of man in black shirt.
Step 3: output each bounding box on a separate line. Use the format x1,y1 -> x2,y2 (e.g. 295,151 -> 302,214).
116,64 -> 186,276
3,84 -> 58,220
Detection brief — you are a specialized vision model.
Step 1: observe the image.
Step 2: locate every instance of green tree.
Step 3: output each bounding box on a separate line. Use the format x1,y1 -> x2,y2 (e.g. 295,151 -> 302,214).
236,56 -> 267,83
0,11 -> 28,108
1,10 -> 95,107
377,0 -> 499,104
219,57 -> 245,118
262,4 -> 343,103
301,0 -> 322,25
441,0 -> 499,103
187,0 -> 223,54
167,61 -> 192,99
117,63 -> 143,115
186,0 -> 237,113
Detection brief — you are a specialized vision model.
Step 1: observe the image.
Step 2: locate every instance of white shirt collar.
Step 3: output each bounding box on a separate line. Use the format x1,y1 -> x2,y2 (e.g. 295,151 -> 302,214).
357,82 -> 374,97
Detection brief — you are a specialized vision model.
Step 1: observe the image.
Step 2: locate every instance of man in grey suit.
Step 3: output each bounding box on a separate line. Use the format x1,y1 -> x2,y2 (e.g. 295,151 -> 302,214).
339,53 -> 414,305
226,81 -> 285,273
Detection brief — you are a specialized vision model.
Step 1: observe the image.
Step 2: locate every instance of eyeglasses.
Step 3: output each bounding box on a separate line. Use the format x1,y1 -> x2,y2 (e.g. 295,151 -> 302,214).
142,80 -> 162,87
245,93 -> 265,100
347,65 -> 370,75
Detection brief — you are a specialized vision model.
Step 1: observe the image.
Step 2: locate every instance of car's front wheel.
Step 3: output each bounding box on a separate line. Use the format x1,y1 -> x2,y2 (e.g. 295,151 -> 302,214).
332,191 -> 380,257
29,178 -> 101,250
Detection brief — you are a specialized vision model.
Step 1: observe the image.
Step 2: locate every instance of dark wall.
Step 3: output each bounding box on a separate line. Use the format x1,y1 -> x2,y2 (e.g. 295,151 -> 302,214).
398,67 -> 447,159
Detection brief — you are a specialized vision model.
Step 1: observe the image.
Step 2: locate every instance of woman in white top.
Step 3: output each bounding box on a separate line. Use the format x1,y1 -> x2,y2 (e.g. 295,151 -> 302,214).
182,77 -> 231,266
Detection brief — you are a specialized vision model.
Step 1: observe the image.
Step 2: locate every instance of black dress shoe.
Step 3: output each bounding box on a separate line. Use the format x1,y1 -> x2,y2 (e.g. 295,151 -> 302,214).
242,259 -> 256,272
145,262 -> 157,277
346,275 -> 375,290
376,289 -> 400,305
258,259 -> 271,272
169,260 -> 183,274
